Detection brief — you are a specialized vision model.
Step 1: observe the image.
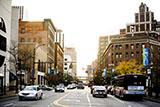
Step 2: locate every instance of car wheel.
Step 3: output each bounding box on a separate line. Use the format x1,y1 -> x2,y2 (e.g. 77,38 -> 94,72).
92,94 -> 96,97
104,95 -> 107,98
40,93 -> 43,99
35,94 -> 38,100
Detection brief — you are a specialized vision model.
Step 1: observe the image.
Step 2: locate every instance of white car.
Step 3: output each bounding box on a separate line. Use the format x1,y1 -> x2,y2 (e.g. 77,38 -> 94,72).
55,85 -> 65,92
18,86 -> 43,101
67,84 -> 74,89
92,86 -> 107,98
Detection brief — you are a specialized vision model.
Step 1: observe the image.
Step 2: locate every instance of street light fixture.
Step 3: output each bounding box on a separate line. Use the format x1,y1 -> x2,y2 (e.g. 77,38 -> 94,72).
32,43 -> 45,85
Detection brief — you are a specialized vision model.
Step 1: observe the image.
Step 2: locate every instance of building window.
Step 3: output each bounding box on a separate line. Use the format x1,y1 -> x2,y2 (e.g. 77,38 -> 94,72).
21,38 -> 25,42
140,13 -> 145,22
146,24 -> 150,31
112,46 -> 113,51
136,25 -> 139,32
146,12 -> 150,21
136,44 -> 139,49
142,43 -> 145,48
101,42 -> 104,45
21,28 -> 25,34
112,53 -> 114,59
126,52 -> 128,58
131,44 -> 134,50
127,26 -> 130,32
136,52 -> 140,58
140,24 -> 145,31
64,67 -> 67,70
131,52 -> 134,57
135,13 -> 138,22
119,53 -> 122,59
115,45 -> 118,51
126,44 -> 128,50
119,45 -> 122,50
0,17 -> 6,33
116,53 -> 118,59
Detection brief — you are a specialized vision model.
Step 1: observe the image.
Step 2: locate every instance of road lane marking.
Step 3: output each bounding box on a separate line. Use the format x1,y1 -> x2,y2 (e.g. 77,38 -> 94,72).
63,99 -> 80,102
4,103 -> 14,107
128,105 -> 132,107
53,93 -> 70,107
87,93 -> 92,107
108,95 -> 124,104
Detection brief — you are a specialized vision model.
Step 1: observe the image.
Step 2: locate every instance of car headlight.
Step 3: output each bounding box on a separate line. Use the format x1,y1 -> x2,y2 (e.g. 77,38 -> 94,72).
18,92 -> 22,95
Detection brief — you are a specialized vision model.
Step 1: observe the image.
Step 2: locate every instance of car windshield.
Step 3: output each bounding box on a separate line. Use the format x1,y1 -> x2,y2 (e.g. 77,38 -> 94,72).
57,85 -> 63,88
95,86 -> 106,90
24,87 -> 37,91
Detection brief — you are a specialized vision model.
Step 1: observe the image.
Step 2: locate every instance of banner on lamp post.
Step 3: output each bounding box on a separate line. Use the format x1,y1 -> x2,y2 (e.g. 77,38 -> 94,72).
143,48 -> 149,66
104,69 -> 106,76
48,68 -> 51,74
54,70 -> 57,75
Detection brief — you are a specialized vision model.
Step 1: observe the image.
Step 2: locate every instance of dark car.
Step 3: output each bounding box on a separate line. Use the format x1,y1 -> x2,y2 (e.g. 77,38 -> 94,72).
40,85 -> 53,91
77,83 -> 84,89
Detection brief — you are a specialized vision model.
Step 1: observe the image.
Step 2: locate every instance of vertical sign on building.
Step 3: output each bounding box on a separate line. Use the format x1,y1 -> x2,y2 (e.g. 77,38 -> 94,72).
143,48 -> 149,66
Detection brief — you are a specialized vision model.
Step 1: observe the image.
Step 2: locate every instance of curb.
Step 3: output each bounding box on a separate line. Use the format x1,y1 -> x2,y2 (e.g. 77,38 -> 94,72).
143,97 -> 160,103
0,94 -> 18,99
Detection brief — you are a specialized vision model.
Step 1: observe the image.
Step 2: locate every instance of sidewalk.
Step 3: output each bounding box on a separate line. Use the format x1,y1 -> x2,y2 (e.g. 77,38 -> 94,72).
0,90 -> 18,99
143,92 -> 160,103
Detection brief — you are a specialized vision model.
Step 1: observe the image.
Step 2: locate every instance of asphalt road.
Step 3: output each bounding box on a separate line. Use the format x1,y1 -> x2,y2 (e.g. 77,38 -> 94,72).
0,86 -> 160,107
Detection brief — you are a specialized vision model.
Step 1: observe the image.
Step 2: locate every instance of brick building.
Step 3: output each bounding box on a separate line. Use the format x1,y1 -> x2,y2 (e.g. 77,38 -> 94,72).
98,3 -> 160,90
18,19 -> 56,85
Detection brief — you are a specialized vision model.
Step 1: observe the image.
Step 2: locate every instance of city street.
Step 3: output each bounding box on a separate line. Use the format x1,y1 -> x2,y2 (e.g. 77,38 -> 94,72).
0,86 -> 160,107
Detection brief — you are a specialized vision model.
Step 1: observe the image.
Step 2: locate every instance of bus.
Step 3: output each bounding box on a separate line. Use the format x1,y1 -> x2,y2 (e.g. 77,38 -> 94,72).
113,74 -> 146,99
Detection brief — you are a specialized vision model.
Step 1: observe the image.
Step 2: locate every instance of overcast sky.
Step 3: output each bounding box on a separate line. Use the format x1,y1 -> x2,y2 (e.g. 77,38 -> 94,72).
12,0 -> 160,76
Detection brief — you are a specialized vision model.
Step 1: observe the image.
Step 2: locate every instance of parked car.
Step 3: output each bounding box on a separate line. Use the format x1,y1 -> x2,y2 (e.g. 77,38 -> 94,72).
40,85 -> 53,91
55,84 -> 65,92
92,86 -> 107,98
67,84 -> 74,89
18,85 -> 43,101
71,83 -> 77,89
77,83 -> 84,89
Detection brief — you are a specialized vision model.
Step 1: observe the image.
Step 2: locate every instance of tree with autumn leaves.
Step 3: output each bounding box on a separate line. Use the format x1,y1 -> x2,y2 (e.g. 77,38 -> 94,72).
115,59 -> 145,75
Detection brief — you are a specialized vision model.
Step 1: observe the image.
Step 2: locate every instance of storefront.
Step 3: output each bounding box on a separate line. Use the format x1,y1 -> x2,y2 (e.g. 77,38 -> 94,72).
37,71 -> 45,85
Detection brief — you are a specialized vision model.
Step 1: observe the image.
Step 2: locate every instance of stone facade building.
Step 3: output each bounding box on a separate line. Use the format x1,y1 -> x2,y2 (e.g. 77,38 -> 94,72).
18,19 -> 56,85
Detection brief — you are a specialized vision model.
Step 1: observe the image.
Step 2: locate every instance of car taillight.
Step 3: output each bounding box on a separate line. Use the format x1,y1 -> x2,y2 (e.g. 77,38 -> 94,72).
122,89 -> 126,92
144,89 -> 147,93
